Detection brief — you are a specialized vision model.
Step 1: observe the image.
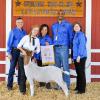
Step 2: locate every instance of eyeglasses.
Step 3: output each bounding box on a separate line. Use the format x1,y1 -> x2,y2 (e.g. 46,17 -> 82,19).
17,22 -> 23,23
34,29 -> 39,31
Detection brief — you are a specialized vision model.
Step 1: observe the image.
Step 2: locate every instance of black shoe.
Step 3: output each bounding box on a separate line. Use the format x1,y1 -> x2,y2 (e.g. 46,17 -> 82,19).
46,83 -> 52,89
39,82 -> 46,87
54,87 -> 62,90
74,87 -> 78,91
46,86 -> 52,89
53,85 -> 62,90
75,91 -> 85,94
7,87 -> 12,91
20,92 -> 26,95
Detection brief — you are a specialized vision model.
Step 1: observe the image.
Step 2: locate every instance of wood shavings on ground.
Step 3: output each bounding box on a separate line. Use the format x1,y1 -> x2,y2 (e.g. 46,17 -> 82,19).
0,81 -> 100,100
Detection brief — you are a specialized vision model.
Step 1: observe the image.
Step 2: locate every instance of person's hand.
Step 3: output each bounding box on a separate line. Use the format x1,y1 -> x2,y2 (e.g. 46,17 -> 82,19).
32,58 -> 37,63
76,56 -> 80,63
69,58 -> 74,64
45,42 -> 49,46
69,58 -> 72,64
8,54 -> 12,60
69,49 -> 71,54
22,50 -> 27,56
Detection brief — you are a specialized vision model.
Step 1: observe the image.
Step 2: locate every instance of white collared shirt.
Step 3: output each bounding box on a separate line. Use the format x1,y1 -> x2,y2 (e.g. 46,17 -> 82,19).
17,35 -> 40,53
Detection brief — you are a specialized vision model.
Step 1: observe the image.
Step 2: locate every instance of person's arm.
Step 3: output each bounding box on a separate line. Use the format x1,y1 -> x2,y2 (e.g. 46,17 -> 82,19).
77,33 -> 86,62
17,36 -> 27,55
51,25 -> 54,44
18,47 -> 27,56
46,36 -> 53,45
7,30 -> 14,59
35,38 -> 40,54
68,23 -> 74,49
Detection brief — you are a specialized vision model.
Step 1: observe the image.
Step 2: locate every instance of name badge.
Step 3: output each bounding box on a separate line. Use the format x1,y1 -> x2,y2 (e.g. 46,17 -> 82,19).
55,36 -> 58,40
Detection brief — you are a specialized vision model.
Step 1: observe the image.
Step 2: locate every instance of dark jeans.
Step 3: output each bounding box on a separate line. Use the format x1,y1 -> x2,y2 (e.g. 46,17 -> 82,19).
74,57 -> 87,92
18,56 -> 26,93
7,49 -> 20,88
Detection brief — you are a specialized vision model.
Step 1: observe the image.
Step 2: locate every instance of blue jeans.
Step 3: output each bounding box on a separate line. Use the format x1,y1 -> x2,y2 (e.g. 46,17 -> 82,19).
54,45 -> 70,88
7,49 -> 20,88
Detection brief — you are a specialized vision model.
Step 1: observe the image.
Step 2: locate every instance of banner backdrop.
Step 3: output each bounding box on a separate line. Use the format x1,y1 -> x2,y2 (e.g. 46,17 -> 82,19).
13,0 -> 84,17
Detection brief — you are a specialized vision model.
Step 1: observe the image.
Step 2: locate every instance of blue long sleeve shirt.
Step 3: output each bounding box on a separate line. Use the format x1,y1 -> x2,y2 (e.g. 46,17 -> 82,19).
7,27 -> 26,54
34,34 -> 53,60
39,34 -> 53,46
73,31 -> 87,60
52,20 -> 74,48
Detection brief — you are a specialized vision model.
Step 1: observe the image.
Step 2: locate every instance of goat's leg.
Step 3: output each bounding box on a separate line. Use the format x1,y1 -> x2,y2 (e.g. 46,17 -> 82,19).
28,78 -> 34,96
56,79 -> 68,96
24,65 -> 28,77
61,81 -> 69,96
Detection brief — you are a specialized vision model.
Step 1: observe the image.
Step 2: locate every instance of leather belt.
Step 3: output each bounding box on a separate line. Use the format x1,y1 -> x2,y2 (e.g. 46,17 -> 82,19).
12,47 -> 20,52
55,45 -> 63,47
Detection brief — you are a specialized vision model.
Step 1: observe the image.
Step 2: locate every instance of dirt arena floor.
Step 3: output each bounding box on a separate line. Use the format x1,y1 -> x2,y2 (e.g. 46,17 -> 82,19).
0,81 -> 100,100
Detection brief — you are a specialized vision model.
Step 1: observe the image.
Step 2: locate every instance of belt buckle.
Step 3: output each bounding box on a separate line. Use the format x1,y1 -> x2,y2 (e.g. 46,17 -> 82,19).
13,48 -> 20,52
55,45 -> 61,47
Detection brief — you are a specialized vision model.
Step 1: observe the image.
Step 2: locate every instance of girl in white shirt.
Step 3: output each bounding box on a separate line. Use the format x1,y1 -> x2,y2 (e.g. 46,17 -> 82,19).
17,25 -> 40,65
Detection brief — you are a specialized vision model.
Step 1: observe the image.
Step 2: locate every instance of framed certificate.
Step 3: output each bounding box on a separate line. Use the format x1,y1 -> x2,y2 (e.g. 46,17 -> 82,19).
41,45 -> 55,65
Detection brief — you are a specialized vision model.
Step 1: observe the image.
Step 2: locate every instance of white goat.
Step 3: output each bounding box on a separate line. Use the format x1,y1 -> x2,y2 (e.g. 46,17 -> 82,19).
24,61 -> 70,97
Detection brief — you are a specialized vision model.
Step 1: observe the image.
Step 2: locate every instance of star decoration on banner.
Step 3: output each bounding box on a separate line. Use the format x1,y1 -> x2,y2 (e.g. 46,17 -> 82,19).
15,0 -> 21,7
76,1 -> 82,7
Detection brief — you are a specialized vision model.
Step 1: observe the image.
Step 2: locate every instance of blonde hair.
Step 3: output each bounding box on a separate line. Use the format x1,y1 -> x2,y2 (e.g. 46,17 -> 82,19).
29,25 -> 40,42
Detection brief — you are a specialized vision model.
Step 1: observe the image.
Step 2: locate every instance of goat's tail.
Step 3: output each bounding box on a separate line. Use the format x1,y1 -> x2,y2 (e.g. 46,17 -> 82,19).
62,70 -> 70,75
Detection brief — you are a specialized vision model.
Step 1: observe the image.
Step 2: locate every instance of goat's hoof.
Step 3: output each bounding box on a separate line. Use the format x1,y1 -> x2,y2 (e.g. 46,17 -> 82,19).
31,94 -> 34,96
65,92 -> 69,97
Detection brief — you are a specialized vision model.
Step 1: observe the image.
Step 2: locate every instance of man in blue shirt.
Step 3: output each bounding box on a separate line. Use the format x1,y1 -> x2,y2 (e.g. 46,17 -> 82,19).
52,10 -> 73,89
7,17 -> 26,94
